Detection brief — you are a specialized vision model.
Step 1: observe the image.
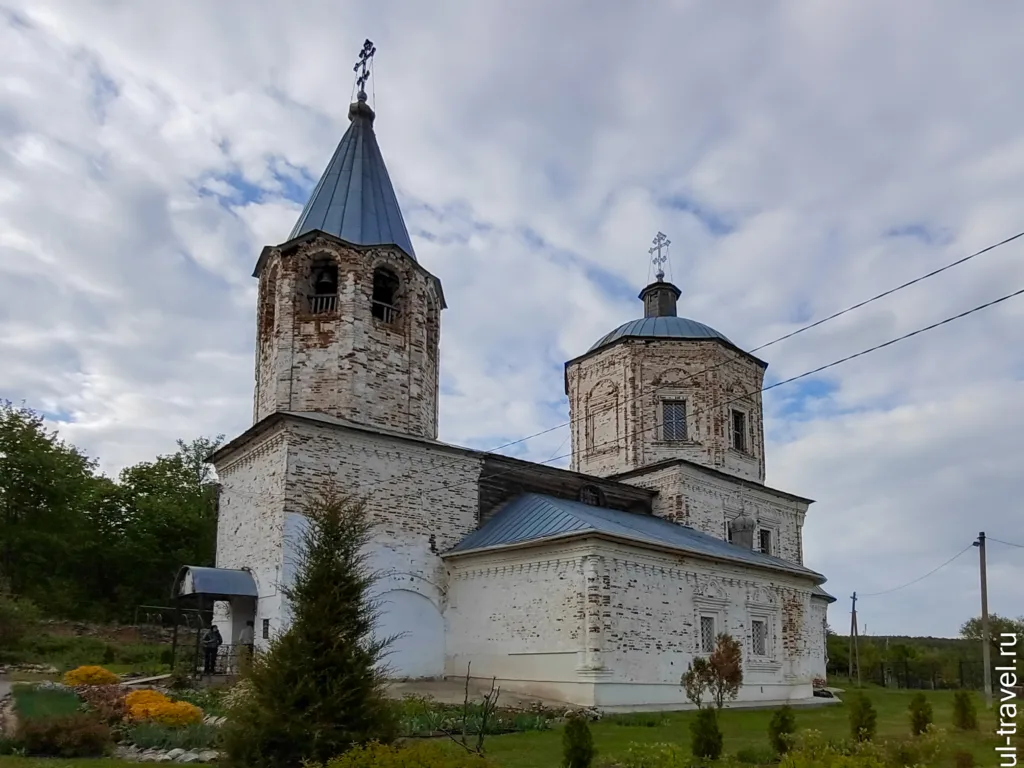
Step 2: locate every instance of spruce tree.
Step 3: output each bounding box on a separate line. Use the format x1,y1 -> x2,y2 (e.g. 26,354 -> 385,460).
221,486 -> 397,768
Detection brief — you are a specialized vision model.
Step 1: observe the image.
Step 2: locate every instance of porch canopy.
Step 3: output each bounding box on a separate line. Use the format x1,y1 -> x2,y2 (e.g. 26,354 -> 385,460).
169,565 -> 258,668
173,565 -> 258,601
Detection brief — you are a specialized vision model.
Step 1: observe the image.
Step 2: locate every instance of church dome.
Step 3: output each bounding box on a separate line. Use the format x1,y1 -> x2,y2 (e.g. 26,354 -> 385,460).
588,316 -> 732,353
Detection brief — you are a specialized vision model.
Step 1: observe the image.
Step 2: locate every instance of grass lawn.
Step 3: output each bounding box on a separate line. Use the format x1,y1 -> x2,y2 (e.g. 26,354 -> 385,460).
0,688 -> 1005,768
10,687 -> 82,721
483,689 -> 1002,768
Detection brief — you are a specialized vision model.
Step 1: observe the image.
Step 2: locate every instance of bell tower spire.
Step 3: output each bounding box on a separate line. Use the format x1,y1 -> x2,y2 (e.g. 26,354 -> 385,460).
251,41 -> 445,438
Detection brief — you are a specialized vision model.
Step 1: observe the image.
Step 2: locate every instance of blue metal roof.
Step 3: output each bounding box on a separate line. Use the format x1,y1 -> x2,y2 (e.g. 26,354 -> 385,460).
811,585 -> 837,603
174,566 -> 258,599
288,95 -> 416,260
448,494 -> 822,580
588,316 -> 732,352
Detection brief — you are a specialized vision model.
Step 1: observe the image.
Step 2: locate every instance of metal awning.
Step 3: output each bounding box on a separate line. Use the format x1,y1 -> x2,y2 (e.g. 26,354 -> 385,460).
173,566 -> 258,601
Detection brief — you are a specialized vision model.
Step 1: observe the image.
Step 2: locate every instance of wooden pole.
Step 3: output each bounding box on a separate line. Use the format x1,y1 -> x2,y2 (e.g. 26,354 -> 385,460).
978,532 -> 992,708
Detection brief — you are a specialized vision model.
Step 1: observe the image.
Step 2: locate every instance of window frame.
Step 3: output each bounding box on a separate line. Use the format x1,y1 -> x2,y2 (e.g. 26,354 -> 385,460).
699,614 -> 717,654
661,398 -> 688,442
751,618 -> 769,658
757,527 -> 774,556
730,408 -> 748,453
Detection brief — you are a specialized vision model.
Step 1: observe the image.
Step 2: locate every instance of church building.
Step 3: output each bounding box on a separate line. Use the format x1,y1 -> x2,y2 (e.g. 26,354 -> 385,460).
201,52 -> 834,709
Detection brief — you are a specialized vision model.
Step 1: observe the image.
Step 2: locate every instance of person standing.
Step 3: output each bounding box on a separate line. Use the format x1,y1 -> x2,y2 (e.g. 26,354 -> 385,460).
238,620 -> 255,670
202,625 -> 222,675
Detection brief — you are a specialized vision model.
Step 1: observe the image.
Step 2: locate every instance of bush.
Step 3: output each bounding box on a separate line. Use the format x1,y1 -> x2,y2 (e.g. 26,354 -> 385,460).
616,742 -> 688,768
127,721 -> 221,751
768,704 -> 796,754
77,684 -> 127,725
322,741 -> 493,768
220,489 -> 398,768
952,690 -> 978,731
125,688 -> 203,726
0,587 -> 39,658
563,713 -> 595,768
63,665 -> 119,686
690,706 -> 723,761
847,692 -> 876,742
603,712 -> 667,728
735,745 -> 777,764
16,713 -> 113,757
908,692 -> 932,736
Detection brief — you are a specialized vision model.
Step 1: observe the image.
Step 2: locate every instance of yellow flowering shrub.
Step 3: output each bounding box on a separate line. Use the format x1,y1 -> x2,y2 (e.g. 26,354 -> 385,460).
63,665 -> 119,686
125,689 -> 203,726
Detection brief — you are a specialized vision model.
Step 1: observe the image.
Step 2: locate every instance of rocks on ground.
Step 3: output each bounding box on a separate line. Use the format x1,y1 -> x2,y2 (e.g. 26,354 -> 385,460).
116,745 -> 221,764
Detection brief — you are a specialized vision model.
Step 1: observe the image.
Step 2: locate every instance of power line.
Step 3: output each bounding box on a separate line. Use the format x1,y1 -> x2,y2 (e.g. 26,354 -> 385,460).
376,283 -> 1024,505
859,544 -> 974,598
989,537 -> 1024,549
489,228 -> 1024,454
359,228 -> 1024,493
224,282 -> 1024,509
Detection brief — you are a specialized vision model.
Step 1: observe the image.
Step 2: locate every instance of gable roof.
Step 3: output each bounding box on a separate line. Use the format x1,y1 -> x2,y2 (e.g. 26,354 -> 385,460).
287,94 -> 416,260
445,493 -> 824,581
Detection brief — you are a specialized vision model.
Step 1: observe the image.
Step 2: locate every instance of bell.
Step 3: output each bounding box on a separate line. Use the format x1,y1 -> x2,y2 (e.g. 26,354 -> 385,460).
315,269 -> 333,288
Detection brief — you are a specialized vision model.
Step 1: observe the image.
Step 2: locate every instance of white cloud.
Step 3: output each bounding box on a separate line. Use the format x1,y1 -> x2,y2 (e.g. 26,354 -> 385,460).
1,0 -> 1022,637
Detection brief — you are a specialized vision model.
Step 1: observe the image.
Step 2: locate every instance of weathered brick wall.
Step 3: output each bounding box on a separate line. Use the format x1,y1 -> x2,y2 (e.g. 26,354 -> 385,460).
445,537 -> 826,704
599,540 -> 822,695
567,339 -> 766,483
618,463 -> 808,564
214,426 -> 290,642
253,237 -> 441,439
445,544 -> 585,682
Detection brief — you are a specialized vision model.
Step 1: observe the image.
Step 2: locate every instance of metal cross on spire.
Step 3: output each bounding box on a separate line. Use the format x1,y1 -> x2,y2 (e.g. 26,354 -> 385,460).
649,232 -> 671,280
354,39 -> 376,96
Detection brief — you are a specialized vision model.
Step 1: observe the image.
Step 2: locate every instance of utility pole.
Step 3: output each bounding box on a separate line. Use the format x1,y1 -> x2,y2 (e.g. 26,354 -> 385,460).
974,532 -> 992,708
849,592 -> 861,686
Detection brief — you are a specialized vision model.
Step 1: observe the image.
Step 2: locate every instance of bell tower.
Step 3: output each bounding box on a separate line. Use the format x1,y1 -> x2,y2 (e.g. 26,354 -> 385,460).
251,41 -> 444,439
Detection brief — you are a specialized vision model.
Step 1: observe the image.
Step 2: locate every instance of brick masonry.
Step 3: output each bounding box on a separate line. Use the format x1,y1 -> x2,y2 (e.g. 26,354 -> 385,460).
566,339 -> 767,483
253,235 -> 442,439
213,222 -> 831,705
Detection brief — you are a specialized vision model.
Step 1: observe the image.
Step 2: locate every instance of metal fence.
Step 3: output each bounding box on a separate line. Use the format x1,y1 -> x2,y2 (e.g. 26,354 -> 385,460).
187,642 -> 254,678
833,659 -> 996,690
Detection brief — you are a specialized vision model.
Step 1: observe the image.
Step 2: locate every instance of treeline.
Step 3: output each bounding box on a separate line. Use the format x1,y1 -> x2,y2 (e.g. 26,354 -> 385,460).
826,615 -> 1024,686
0,400 -> 223,621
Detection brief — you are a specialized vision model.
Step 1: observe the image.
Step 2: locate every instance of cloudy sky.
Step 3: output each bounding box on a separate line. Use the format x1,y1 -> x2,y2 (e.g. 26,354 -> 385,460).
2,1 -> 1023,638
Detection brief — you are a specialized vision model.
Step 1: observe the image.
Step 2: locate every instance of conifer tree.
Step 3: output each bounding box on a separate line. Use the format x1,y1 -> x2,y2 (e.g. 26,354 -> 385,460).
221,486 -> 397,768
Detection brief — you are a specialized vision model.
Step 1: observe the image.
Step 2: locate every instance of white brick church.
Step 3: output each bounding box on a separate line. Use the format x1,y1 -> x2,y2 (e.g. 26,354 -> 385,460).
196,73 -> 835,709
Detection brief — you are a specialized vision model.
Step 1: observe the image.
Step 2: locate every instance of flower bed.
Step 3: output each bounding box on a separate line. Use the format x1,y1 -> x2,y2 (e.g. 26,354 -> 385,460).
1,671 -> 224,761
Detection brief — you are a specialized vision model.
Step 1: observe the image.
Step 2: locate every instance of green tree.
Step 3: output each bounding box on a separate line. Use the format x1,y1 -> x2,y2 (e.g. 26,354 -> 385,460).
0,401 -> 97,610
960,615 -> 1024,649
220,486 -> 396,768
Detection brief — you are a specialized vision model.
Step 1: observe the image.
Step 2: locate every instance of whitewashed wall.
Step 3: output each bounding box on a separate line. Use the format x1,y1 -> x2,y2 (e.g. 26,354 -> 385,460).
214,426 -> 289,647
445,537 -> 826,709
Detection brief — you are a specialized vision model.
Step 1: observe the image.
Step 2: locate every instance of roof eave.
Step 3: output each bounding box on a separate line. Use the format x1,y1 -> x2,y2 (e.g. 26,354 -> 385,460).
444,529 -> 825,583
565,335 -> 769,375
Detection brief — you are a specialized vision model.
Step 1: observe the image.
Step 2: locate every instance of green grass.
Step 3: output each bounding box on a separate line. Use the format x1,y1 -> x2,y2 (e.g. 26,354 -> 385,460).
6,633 -> 168,673
481,689 -> 1002,768
0,688 -> 1004,768
10,687 -> 82,722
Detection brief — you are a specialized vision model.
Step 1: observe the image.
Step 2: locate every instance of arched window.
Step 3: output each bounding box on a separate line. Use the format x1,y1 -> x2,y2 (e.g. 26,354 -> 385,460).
372,267 -> 400,323
309,258 -> 338,314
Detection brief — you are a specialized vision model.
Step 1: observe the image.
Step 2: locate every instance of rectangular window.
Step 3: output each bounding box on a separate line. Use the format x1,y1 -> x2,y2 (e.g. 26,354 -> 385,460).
731,409 -> 747,452
752,619 -> 768,656
700,615 -> 716,653
662,400 -> 687,442
725,520 -> 734,544
758,528 -> 772,555
262,619 -> 270,640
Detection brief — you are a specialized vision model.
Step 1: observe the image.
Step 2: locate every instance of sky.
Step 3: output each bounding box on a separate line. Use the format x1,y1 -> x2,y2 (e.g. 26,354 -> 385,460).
1,0 -> 1022,639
